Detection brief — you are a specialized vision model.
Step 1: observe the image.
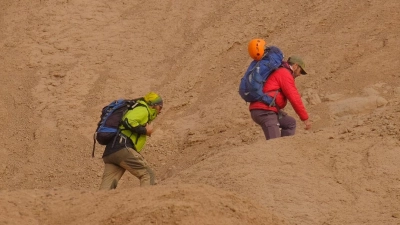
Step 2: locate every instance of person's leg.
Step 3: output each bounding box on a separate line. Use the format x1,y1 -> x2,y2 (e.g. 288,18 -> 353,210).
99,163 -> 125,190
119,148 -> 155,186
279,114 -> 296,137
250,109 -> 281,140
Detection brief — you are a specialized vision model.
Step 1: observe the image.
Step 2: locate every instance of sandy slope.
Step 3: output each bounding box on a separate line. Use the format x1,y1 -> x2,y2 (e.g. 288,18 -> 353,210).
0,184 -> 285,225
0,0 -> 399,224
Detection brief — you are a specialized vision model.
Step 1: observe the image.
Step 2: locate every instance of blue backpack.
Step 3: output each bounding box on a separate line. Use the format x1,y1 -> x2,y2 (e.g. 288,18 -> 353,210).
238,46 -> 284,106
92,98 -> 143,157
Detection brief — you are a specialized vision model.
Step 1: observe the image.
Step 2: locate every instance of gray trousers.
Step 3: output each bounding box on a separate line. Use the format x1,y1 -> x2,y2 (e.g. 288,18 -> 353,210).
99,147 -> 155,190
250,109 -> 296,140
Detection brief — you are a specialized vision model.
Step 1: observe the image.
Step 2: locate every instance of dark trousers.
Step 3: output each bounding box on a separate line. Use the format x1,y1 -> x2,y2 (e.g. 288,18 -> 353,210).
250,109 -> 296,140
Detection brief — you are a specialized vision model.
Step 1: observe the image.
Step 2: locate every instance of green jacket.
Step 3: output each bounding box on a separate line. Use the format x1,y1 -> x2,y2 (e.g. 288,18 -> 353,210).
120,100 -> 158,152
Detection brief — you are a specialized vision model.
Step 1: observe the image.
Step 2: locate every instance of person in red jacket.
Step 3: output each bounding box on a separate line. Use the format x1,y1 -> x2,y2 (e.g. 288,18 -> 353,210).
249,55 -> 311,140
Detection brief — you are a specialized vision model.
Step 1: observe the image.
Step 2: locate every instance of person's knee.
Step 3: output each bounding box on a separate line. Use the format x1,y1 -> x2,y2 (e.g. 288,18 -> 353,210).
281,116 -> 296,128
287,117 -> 296,128
280,116 -> 297,136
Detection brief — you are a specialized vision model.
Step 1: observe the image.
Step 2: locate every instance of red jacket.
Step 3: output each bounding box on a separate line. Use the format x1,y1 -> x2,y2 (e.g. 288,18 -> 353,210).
249,63 -> 309,121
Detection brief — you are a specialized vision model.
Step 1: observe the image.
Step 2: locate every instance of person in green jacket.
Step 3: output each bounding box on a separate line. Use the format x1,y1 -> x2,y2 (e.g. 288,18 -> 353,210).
99,92 -> 163,189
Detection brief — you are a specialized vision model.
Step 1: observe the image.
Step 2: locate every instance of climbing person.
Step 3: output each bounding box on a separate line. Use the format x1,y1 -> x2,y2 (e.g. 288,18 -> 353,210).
99,92 -> 163,189
249,55 -> 311,140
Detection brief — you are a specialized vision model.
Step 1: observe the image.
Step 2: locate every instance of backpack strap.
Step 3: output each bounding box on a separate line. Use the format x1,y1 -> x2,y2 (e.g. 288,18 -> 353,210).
92,132 -> 97,158
269,89 -> 281,107
251,60 -> 261,74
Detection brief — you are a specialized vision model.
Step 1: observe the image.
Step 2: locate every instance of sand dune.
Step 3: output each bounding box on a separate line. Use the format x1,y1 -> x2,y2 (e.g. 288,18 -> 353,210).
1,0 -> 399,224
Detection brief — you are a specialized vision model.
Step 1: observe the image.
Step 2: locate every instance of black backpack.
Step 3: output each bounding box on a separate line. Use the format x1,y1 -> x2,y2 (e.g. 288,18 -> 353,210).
92,98 -> 143,157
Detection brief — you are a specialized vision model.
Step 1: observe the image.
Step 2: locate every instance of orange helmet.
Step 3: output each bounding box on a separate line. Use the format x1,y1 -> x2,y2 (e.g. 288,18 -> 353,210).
248,39 -> 266,61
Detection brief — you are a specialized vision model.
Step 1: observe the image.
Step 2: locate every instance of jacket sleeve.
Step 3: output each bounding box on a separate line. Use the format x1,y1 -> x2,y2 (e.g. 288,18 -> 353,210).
279,72 -> 309,121
121,107 -> 149,135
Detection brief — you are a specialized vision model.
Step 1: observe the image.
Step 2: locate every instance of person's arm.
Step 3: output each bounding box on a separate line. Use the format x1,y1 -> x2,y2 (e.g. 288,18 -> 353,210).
279,71 -> 309,121
121,107 -> 151,135
121,119 -> 147,135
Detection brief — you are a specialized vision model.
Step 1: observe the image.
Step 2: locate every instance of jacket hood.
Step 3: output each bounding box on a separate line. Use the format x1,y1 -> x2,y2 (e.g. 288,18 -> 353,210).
139,100 -> 158,122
